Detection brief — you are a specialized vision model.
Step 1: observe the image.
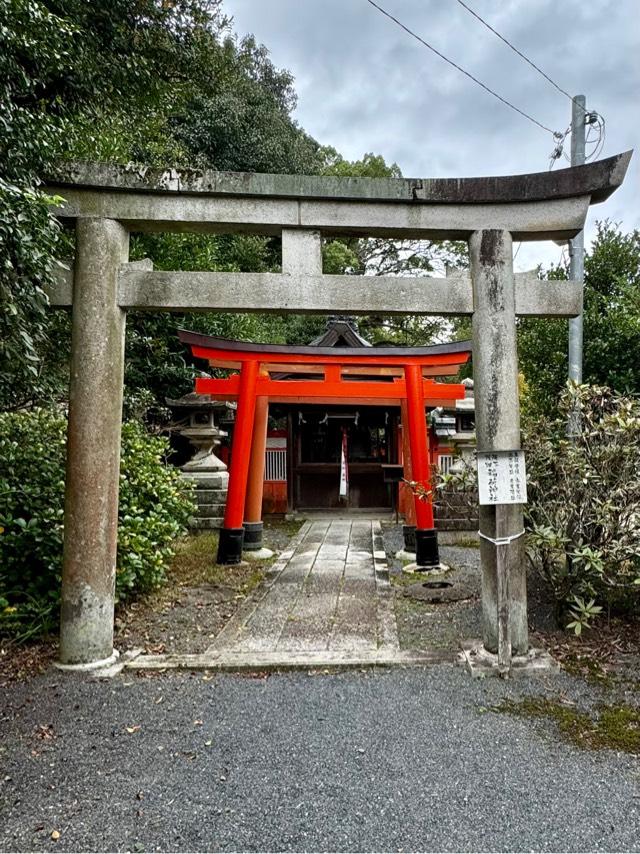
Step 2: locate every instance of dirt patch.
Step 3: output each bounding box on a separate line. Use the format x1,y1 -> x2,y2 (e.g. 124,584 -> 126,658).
0,639 -> 57,687
532,616 -> 640,688
383,523 -> 482,651
394,594 -> 482,651
114,532 -> 268,655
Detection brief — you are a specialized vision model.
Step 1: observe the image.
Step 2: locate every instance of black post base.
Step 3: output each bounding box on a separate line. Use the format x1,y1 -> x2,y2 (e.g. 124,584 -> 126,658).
243,521 -> 263,552
415,528 -> 440,568
402,524 -> 417,554
217,527 -> 244,565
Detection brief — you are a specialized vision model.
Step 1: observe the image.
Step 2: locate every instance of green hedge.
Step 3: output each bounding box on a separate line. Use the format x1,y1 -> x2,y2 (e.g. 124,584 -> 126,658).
0,409 -> 195,638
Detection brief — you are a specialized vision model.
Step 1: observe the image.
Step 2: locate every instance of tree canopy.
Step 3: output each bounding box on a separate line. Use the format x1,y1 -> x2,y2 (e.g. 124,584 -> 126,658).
1,2 -> 638,418
519,222 -> 640,413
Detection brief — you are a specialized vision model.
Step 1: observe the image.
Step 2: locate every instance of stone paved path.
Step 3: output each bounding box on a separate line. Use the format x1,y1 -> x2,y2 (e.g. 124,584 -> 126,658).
205,519 -> 400,664
121,519 -> 450,673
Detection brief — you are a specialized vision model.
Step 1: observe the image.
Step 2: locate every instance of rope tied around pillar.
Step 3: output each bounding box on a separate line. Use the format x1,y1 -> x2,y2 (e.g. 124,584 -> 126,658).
478,529 -> 525,547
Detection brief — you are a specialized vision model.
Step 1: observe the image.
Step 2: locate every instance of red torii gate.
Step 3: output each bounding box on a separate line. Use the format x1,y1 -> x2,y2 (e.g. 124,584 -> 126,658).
179,330 -> 471,567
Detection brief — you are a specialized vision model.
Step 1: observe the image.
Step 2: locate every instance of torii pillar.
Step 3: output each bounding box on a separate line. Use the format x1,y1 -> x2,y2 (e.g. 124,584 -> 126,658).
399,399 -> 418,554
242,385 -> 272,558
470,230 -> 527,655
217,360 -> 259,564
404,363 -> 439,567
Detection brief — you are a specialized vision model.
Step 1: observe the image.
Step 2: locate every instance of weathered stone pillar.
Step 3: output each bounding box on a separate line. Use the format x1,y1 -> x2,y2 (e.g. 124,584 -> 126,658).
469,229 -> 528,655
58,218 -> 129,667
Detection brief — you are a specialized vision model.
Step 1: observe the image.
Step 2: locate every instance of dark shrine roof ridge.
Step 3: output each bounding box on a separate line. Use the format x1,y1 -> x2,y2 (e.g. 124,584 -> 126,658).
177,329 -> 473,358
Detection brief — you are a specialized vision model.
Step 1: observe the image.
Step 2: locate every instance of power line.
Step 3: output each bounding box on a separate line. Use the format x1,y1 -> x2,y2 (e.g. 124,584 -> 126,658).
452,0 -> 609,169
453,0 -> 607,166
453,0 -> 586,111
364,0 -> 561,138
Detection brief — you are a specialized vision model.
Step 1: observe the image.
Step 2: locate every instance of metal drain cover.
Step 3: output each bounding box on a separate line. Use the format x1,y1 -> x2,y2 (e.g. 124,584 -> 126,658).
403,576 -> 474,604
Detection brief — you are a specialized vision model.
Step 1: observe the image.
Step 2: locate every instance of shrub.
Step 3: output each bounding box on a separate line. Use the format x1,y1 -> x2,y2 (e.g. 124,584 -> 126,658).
0,409 -> 195,638
524,384 -> 640,629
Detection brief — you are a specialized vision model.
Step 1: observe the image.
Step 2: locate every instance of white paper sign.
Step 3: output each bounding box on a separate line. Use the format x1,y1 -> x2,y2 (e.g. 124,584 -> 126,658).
477,450 -> 527,506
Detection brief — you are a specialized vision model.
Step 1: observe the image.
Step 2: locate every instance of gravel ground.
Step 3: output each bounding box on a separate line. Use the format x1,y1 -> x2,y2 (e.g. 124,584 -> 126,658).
1,667 -> 638,853
383,523 -> 558,651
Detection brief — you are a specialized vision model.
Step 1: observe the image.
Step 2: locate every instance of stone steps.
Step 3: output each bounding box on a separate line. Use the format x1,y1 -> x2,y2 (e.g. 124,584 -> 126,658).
189,516 -> 224,530
182,469 -> 228,531
194,488 -> 227,503
196,502 -> 226,517
182,473 -> 229,490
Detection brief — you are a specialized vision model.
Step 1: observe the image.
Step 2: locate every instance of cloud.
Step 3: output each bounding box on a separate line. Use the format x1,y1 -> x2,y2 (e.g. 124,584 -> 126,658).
224,0 -> 639,268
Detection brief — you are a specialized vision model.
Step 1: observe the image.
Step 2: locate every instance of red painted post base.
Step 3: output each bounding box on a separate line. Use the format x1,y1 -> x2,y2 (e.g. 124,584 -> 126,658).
217,527 -> 244,565
415,528 -> 440,568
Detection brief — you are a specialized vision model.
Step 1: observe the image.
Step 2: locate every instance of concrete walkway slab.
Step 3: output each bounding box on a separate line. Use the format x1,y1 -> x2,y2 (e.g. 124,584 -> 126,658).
127,519 -> 406,672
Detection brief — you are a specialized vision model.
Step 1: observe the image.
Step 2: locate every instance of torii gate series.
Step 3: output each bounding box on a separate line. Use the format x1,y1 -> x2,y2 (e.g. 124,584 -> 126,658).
176,330 -> 471,565
45,153 -> 631,668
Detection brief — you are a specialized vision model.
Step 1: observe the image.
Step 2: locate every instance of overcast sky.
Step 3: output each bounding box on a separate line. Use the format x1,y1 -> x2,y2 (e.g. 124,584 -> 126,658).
223,0 -> 639,271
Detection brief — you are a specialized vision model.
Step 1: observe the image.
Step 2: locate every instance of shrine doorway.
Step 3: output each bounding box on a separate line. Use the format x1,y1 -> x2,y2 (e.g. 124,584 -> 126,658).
291,404 -> 396,511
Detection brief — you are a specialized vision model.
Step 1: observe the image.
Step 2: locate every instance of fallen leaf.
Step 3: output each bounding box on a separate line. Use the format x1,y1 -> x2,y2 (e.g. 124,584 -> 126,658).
35,724 -> 55,741
51,830 -> 60,841
125,725 -> 141,734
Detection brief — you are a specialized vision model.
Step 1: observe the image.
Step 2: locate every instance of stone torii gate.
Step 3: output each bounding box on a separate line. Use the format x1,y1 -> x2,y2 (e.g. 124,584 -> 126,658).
45,153 -> 631,669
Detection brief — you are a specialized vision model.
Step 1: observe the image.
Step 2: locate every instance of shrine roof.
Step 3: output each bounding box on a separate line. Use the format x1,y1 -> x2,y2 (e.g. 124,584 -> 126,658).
178,330 -> 472,361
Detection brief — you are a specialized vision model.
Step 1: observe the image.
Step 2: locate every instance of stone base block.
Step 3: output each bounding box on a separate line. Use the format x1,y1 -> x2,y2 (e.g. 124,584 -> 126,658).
402,563 -> 450,575
196,503 -> 226,517
243,547 -> 274,561
458,640 -> 560,678
395,549 -> 418,562
189,516 -> 224,530
182,472 -> 229,489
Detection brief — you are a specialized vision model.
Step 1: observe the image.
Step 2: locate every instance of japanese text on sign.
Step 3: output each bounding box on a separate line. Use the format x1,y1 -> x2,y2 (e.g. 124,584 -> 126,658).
477,450 -> 527,505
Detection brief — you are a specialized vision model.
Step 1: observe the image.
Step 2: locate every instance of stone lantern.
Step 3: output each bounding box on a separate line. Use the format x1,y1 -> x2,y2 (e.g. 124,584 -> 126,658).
166,393 -> 235,529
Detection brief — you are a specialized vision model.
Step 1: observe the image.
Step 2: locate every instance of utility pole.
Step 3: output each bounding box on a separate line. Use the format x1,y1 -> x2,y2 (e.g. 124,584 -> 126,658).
568,94 -> 586,385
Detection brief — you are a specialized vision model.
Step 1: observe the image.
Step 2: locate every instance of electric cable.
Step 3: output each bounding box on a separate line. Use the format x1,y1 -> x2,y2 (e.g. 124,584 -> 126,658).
452,0 -> 607,165
364,0 -> 562,138
454,0 -> 587,111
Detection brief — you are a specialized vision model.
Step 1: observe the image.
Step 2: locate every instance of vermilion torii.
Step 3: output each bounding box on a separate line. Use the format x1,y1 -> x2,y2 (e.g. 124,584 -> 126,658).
178,330 -> 471,566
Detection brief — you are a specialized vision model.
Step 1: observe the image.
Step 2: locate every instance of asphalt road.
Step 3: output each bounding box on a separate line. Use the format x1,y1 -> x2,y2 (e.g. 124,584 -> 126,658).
1,666 -> 638,853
